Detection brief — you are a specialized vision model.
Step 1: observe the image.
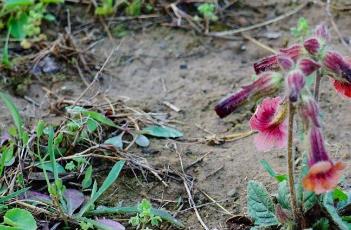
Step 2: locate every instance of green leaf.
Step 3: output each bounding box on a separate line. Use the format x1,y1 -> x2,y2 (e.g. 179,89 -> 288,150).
4,0 -> 34,11
303,191 -> 317,213
0,92 -> 26,144
78,160 -> 125,217
86,118 -> 98,133
83,111 -> 118,128
2,208 -> 37,230
82,165 -> 93,189
313,218 -> 329,230
135,135 -> 150,147
323,192 -> 349,230
247,180 -> 279,227
125,0 -> 141,16
36,161 -> 66,174
277,181 -> 290,210
142,125 -> 183,138
8,13 -> 29,39
43,13 -> 56,21
333,188 -> 348,202
260,160 -> 287,182
104,134 -> 123,149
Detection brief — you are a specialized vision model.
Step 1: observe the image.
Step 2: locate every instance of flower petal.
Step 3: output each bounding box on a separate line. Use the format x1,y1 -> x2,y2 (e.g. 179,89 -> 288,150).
332,79 -> 351,98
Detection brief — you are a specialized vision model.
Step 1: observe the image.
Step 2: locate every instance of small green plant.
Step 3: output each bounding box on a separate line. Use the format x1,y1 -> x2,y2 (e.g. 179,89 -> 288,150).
197,3 -> 217,21
0,93 -> 184,229
129,199 -> 162,230
291,17 -> 310,39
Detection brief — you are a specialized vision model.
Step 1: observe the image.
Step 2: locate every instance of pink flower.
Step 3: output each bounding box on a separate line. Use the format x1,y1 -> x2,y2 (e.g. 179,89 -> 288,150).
215,72 -> 283,118
304,38 -> 320,55
287,70 -> 305,102
253,44 -> 303,74
314,23 -> 331,42
303,127 -> 345,194
249,97 -> 288,152
298,58 -> 321,76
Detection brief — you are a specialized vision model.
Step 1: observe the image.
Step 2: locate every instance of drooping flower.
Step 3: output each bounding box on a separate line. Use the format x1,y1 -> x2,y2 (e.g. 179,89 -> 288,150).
299,96 -> 320,128
303,127 -> 345,194
323,51 -> 351,83
253,44 -> 303,74
298,58 -> 321,76
249,97 -> 288,152
303,38 -> 320,55
287,70 -> 305,102
215,72 -> 283,118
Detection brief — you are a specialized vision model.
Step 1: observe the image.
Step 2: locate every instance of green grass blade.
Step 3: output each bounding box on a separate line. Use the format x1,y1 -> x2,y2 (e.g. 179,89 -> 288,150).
0,187 -> 29,204
0,92 -> 25,143
77,160 -> 125,217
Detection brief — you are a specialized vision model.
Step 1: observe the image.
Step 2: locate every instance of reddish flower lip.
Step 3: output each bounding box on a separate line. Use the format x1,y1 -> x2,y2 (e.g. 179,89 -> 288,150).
249,97 -> 288,152
332,79 -> 351,98
303,161 -> 345,194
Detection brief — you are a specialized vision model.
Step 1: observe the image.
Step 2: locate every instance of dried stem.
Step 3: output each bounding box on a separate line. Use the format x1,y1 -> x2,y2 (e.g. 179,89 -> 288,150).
287,102 -> 302,228
314,70 -> 322,101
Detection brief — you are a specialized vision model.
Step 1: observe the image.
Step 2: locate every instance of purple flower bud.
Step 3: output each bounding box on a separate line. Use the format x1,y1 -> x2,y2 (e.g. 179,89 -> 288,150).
323,51 -> 351,83
299,58 -> 321,76
314,23 -> 331,42
299,96 -> 320,128
279,44 -> 303,61
287,70 -> 305,102
215,88 -> 251,118
253,44 -> 303,74
215,72 -> 283,118
309,127 -> 331,165
304,37 -> 320,55
277,55 -> 294,71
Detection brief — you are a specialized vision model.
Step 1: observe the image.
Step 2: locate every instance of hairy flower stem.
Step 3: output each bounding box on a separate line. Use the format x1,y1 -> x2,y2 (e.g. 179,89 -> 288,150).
287,102 -> 302,229
314,71 -> 322,101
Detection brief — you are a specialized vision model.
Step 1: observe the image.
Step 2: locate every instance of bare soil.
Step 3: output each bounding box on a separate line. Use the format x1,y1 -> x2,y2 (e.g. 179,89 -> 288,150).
1,1 -> 351,229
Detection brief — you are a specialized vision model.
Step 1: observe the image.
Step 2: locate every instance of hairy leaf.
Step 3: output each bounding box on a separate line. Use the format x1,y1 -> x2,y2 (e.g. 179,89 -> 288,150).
247,180 -> 278,227
323,192 -> 349,230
